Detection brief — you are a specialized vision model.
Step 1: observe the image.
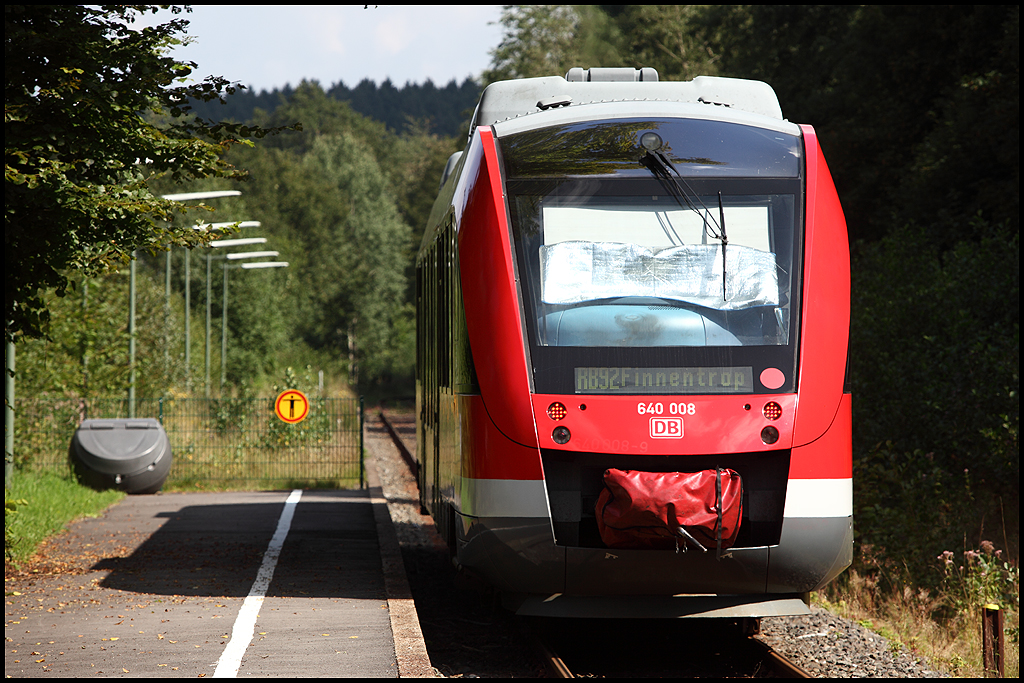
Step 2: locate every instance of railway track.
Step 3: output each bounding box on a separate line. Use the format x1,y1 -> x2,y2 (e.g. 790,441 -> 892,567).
377,408 -> 418,478
377,409 -> 814,678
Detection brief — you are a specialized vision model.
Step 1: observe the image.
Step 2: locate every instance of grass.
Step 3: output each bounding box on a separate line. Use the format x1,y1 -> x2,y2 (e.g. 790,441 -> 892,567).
5,469 -> 125,567
817,559 -> 1019,677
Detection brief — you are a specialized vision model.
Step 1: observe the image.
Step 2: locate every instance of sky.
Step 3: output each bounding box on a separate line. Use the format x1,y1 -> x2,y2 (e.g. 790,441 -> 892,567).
141,6 -> 504,92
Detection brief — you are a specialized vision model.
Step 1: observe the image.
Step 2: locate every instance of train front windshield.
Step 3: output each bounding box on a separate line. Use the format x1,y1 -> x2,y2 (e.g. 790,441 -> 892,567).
499,117 -> 804,395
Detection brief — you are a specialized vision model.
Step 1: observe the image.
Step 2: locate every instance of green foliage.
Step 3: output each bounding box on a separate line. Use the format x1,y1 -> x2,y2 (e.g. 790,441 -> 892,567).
850,219 -> 1018,598
226,83 -> 428,390
188,77 -> 480,139
5,5 -> 291,341
388,119 -> 461,255
483,5 -> 626,85
15,267 -> 187,398
484,5 -> 728,85
612,5 -> 722,81
211,395 -> 256,436
306,133 -> 413,383
222,261 -> 290,385
327,77 -> 480,139
4,496 -> 29,561
251,80 -> 390,158
854,445 -> 977,589
850,220 -> 1019,492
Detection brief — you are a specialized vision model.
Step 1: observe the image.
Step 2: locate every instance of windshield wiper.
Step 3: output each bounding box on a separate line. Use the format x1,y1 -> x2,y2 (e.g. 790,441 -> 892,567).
640,151 -> 729,300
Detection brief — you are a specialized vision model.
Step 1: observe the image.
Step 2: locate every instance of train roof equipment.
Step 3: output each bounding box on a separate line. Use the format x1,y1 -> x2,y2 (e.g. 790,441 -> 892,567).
469,67 -> 786,134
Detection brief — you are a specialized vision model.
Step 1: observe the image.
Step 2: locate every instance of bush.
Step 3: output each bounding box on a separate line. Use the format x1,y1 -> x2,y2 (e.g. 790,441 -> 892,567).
850,219 -> 1019,493
848,217 -> 1019,603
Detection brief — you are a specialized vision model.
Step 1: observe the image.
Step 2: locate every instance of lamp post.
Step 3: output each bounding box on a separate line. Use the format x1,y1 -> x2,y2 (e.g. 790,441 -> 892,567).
5,335 -> 14,486
220,258 -> 288,392
128,253 -> 137,417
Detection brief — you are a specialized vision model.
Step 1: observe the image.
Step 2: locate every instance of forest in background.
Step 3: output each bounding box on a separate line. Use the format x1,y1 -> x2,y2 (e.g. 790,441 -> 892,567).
13,6 -> 1018,636
187,76 -> 481,139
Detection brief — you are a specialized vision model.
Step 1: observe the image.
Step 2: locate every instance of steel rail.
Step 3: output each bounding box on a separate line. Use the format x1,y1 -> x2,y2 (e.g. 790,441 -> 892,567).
378,410 -> 418,480
534,636 -> 574,679
749,637 -> 814,678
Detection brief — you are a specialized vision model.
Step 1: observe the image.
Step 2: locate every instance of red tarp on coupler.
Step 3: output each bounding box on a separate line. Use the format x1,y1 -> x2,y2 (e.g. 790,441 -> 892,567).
596,468 -> 743,553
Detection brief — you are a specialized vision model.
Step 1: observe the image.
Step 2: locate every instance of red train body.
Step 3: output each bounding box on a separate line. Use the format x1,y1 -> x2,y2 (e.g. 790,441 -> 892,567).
417,68 -> 852,618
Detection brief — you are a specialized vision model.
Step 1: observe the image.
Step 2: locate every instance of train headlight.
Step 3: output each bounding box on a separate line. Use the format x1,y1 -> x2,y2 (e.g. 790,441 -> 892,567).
546,402 -> 567,421
552,426 -> 571,444
761,426 -> 779,445
762,401 -> 782,421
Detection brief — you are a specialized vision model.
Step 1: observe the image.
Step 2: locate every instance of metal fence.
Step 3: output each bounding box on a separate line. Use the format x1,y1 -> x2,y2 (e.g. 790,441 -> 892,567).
11,397 -> 364,490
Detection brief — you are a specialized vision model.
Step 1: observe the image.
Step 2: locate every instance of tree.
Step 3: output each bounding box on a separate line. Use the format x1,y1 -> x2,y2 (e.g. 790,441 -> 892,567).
14,268 -> 185,398
483,5 -> 626,85
5,5 -> 290,341
305,133 -> 413,384
228,83 -> 420,388
613,5 -> 722,81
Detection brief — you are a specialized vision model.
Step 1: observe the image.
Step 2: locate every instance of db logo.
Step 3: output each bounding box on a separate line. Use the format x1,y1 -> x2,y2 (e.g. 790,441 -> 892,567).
650,417 -> 683,439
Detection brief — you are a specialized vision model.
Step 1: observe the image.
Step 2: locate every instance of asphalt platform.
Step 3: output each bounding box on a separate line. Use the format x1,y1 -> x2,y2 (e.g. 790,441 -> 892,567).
4,456 -> 433,677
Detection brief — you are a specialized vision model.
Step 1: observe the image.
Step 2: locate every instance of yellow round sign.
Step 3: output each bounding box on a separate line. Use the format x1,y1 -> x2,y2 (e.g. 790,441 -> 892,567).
275,389 -> 310,424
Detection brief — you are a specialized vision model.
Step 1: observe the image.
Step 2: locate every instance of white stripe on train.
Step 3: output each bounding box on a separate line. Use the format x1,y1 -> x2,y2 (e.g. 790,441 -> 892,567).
457,477 -> 852,520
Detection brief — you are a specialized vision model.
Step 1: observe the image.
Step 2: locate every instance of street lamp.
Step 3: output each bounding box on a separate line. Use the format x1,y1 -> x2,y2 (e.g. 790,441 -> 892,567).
161,190 -> 241,202
226,251 -> 279,261
194,221 -> 262,231
209,238 -> 268,248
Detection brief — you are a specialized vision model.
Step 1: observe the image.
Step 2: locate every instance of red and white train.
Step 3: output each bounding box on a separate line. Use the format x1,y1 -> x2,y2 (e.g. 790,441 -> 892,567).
416,67 -> 851,618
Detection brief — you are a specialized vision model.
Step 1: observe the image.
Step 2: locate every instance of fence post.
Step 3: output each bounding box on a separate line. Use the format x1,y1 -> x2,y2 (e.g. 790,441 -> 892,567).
359,396 -> 365,489
5,337 -> 14,487
983,604 -> 1004,677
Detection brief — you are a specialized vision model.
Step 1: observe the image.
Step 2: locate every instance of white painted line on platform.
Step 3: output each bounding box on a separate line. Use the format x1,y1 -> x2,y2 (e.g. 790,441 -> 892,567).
213,489 -> 302,678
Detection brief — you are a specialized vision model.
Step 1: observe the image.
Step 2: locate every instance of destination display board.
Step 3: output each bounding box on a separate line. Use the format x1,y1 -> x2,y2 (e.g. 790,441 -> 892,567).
574,366 -> 754,394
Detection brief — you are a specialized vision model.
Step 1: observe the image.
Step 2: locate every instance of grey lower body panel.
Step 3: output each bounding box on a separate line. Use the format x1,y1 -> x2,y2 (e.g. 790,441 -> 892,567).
768,515 -> 854,592
566,544 -> 768,595
459,516 -> 565,594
